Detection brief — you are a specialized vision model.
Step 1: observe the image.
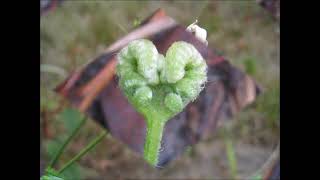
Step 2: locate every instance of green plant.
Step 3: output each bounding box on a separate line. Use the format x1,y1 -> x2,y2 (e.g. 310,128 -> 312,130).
249,173 -> 263,180
41,109 -> 107,180
243,56 -> 257,75
225,136 -> 238,179
116,39 -> 207,166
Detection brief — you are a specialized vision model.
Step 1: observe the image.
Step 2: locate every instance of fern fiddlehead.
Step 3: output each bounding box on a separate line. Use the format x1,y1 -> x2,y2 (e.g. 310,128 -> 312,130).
116,39 -> 207,166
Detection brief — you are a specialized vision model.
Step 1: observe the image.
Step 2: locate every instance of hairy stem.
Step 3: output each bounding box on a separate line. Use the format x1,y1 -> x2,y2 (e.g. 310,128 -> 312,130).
144,118 -> 166,166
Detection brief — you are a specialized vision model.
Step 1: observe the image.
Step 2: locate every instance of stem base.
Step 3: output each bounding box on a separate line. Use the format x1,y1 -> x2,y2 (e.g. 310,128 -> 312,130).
144,119 -> 165,166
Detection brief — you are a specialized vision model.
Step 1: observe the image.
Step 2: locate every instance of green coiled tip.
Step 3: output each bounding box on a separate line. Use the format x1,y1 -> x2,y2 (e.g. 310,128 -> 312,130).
116,39 -> 207,165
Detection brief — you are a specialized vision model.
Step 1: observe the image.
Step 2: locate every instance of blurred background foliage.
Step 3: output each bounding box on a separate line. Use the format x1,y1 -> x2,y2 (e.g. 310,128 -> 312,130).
40,1 -> 279,179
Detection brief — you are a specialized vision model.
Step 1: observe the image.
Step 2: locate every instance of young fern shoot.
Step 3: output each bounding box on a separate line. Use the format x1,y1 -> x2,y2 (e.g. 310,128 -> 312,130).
116,39 -> 207,166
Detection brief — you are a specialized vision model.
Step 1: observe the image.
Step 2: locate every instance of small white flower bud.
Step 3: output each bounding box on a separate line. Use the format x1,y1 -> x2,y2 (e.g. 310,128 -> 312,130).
186,20 -> 208,46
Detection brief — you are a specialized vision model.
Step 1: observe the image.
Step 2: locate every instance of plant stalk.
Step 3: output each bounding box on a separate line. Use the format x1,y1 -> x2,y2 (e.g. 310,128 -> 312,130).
144,119 -> 165,166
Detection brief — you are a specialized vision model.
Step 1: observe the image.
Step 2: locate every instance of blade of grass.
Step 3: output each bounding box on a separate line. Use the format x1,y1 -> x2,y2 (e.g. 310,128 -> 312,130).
57,130 -> 108,174
48,116 -> 87,167
223,127 -> 238,179
249,173 -> 263,180
225,137 -> 238,179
